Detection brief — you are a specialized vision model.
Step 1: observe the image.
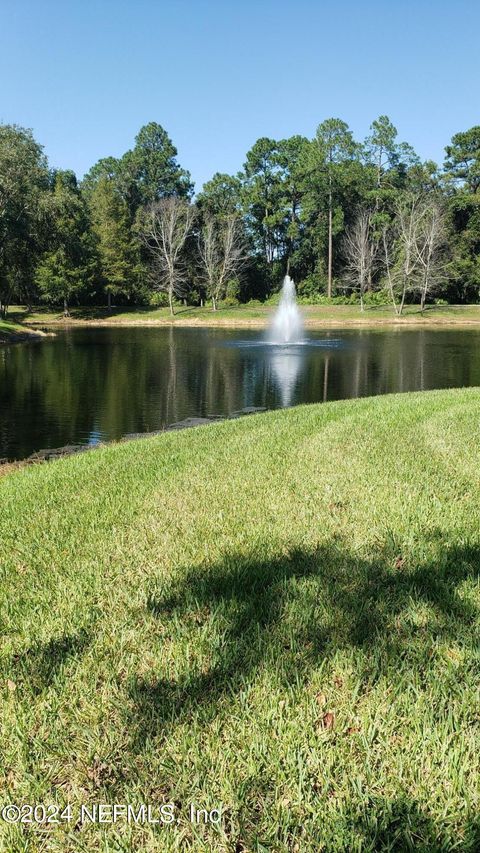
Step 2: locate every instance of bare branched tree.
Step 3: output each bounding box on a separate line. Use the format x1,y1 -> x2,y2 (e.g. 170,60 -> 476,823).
343,210 -> 376,311
382,223 -> 398,315
414,200 -> 446,312
199,214 -> 247,310
382,194 -> 446,316
137,198 -> 195,315
198,216 -> 219,308
394,193 -> 423,316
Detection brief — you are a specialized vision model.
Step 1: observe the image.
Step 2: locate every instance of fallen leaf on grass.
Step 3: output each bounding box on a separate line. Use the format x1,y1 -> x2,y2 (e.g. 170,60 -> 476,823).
322,712 -> 335,730
6,679 -> 16,693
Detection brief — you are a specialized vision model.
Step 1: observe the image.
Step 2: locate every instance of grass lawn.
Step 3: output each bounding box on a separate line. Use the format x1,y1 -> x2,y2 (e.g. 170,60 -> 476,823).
1,388 -> 480,851
0,317 -> 46,344
7,302 -> 480,330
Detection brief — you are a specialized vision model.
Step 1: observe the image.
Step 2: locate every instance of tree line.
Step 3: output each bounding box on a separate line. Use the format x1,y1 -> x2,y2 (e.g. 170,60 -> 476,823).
1,117 -> 479,317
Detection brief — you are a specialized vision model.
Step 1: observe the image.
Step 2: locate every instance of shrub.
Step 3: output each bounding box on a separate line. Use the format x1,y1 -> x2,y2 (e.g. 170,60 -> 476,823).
149,291 -> 170,308
226,278 -> 241,304
362,289 -> 391,306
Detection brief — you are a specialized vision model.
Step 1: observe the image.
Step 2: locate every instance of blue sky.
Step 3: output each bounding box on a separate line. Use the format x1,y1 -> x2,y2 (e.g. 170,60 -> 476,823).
1,0 -> 478,191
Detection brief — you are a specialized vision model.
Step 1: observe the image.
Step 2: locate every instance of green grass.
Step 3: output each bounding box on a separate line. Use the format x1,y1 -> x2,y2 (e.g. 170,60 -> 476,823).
7,302 -> 480,330
1,389 -> 480,851
0,317 -> 42,343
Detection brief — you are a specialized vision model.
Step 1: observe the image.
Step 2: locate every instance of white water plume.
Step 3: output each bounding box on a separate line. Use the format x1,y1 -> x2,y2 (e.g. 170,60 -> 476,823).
268,275 -> 304,344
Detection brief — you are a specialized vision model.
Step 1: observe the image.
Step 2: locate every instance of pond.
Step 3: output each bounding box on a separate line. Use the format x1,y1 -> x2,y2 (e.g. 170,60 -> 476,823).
1,326 -> 480,460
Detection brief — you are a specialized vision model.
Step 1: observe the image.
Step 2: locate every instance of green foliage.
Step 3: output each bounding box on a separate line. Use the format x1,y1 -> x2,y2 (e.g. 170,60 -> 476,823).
362,289 -> 391,306
444,126 -> 480,193
296,272 -> 328,298
88,176 -> 138,303
225,277 -> 241,303
35,171 -> 92,311
196,172 -> 242,217
148,290 -> 170,307
2,117 -> 480,311
0,124 -> 49,314
445,187 -> 480,301
122,122 -> 193,208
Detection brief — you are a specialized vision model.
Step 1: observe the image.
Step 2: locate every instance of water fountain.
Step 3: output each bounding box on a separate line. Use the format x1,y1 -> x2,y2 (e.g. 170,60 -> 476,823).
265,275 -> 305,405
269,275 -> 304,344
221,274 -> 341,410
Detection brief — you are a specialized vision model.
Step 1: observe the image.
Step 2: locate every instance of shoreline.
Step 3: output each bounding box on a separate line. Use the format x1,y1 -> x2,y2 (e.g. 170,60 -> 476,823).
0,409 -> 266,475
16,316 -> 480,331
0,327 -> 54,345
5,303 -> 480,333
3,306 -> 480,347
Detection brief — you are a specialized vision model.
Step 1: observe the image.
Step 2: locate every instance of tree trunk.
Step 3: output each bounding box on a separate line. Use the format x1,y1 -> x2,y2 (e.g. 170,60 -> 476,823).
107,291 -> 112,311
1,288 -> 12,318
327,182 -> 333,298
366,267 -> 372,292
382,230 -> 398,316
323,356 -> 330,402
63,297 -> 69,318
168,288 -> 174,317
212,297 -> 217,312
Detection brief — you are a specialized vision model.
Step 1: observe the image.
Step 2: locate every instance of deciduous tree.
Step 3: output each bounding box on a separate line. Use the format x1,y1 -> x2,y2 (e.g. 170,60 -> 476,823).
343,210 -> 376,311
136,198 -> 195,315
0,124 -> 49,316
199,214 -> 247,310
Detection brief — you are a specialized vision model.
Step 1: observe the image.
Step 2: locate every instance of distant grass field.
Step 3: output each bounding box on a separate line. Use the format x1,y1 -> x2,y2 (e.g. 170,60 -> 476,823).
1,389 -> 480,851
7,302 -> 480,330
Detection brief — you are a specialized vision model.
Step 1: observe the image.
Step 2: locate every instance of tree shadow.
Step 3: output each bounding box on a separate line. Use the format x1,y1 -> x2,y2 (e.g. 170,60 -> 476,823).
335,795 -> 480,852
6,628 -> 91,696
116,537 -> 480,848
128,536 -> 479,739
8,304 -> 244,323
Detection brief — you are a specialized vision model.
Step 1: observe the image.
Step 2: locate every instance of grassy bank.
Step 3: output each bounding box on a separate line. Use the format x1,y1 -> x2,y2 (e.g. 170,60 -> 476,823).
1,389 -> 480,851
0,317 -> 48,344
8,302 -> 480,330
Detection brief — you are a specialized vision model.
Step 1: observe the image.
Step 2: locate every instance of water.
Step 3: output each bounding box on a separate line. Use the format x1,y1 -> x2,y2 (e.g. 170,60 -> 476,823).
269,275 -> 304,343
2,326 -> 480,460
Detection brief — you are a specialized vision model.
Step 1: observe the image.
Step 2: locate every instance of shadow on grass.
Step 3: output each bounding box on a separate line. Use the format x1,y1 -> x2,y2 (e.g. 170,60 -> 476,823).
338,795 -> 480,853
59,304 -> 242,320
7,628 -> 91,696
122,537 -> 480,849
130,537 -> 479,730
8,303 -> 242,323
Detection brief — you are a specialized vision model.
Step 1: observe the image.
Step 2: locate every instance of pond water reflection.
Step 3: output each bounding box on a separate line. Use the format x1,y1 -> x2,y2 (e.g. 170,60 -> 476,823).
1,326 -> 480,460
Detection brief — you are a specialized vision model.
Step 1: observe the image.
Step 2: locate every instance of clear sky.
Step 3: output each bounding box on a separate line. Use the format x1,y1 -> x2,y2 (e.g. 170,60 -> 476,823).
1,0 -> 478,191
